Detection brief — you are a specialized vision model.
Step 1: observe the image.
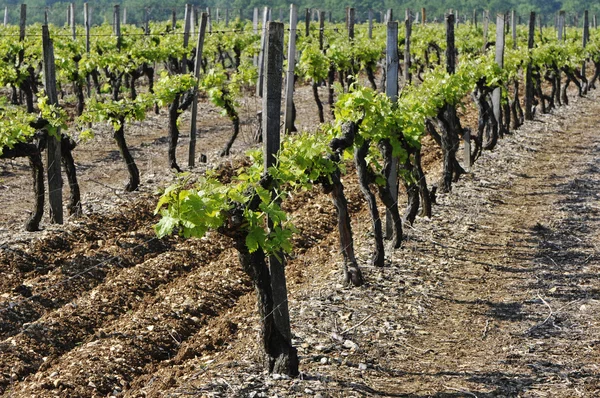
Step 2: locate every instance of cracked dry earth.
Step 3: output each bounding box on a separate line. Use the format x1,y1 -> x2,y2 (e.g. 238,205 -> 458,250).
1,90 -> 599,398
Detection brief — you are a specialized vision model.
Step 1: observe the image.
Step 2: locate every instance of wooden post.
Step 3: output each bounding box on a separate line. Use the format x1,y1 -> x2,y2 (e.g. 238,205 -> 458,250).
558,10 -> 565,41
84,3 -> 90,96
319,11 -> 325,50
84,3 -> 90,51
385,21 -> 399,239
114,5 -> 121,49
262,20 -> 292,346
253,8 -> 259,66
253,7 -> 258,32
583,10 -> 589,94
42,25 -> 64,225
421,7 -> 426,24
386,9 -> 393,23
368,9 -> 373,39
525,12 -> 535,121
348,8 -> 355,39
70,3 -> 76,40
144,7 -> 149,34
215,8 -> 219,23
113,5 -> 119,33
482,10 -> 489,51
206,7 -> 212,33
225,8 -> 229,27
492,13 -> 505,135
189,13 -> 208,168
305,8 -> 310,37
122,7 -> 127,24
446,14 -> 456,74
404,10 -> 411,84
284,5 -> 298,135
256,7 -> 269,97
171,9 -> 176,30
593,14 -> 597,29
511,10 -> 517,49
328,11 -> 332,23
182,4 -> 192,74
3,6 -> 7,26
67,3 -> 71,27
190,6 -> 195,38
345,6 -> 349,27
19,4 -> 26,41
463,129 -> 471,171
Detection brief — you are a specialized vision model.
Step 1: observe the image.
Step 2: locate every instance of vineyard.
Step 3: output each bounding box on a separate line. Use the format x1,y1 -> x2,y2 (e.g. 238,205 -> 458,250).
1,5 -> 600,397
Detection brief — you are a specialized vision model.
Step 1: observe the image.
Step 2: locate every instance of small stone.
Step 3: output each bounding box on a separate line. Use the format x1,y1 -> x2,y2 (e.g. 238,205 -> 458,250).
358,363 -> 368,370
320,357 -> 328,364
304,388 -> 314,394
343,340 -> 358,350
331,333 -> 343,342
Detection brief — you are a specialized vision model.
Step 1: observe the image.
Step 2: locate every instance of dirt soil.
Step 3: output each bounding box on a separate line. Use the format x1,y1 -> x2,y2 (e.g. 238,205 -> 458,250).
1,83 -> 600,398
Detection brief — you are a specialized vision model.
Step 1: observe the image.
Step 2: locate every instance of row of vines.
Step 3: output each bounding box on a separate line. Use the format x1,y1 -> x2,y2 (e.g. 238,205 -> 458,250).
2,5 -> 600,377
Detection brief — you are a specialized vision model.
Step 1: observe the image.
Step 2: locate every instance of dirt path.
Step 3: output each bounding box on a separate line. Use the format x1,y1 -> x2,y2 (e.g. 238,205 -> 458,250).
146,94 -> 600,397
385,96 -> 600,396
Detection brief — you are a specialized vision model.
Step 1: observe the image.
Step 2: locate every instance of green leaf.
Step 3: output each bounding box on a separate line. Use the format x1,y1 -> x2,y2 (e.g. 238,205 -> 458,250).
154,216 -> 178,238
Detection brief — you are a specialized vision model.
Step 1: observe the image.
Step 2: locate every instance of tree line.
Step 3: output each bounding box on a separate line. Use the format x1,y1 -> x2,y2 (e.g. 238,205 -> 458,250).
1,0 -> 598,27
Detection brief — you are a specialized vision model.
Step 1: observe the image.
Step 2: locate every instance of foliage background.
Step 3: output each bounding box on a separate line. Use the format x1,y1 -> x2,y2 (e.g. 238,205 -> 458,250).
0,0 -> 597,27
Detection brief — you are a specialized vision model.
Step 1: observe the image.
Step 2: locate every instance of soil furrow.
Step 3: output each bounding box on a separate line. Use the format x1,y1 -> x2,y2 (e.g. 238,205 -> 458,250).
5,252 -> 249,397
0,237 -> 230,395
0,228 -> 175,341
1,173 -> 365,396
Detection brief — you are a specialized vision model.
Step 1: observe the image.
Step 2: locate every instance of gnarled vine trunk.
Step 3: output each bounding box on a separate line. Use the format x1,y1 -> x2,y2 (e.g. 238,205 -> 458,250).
473,80 -> 498,151
377,139 -> 402,248
312,80 -> 324,123
234,238 -> 299,375
354,139 -> 385,267
220,94 -> 241,157
168,94 -> 183,172
322,172 -> 364,286
113,117 -> 140,192
1,143 -> 44,231
435,103 -> 465,193
220,201 -> 299,377
327,123 -> 364,285
61,136 -> 82,217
